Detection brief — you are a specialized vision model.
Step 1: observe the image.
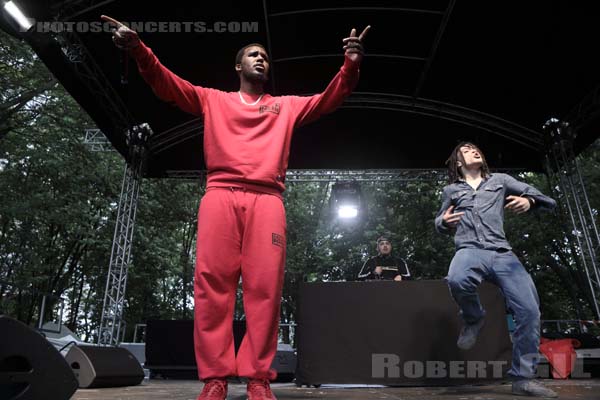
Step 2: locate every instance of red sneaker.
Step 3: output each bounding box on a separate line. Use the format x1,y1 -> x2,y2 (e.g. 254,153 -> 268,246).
197,378 -> 228,400
246,379 -> 277,400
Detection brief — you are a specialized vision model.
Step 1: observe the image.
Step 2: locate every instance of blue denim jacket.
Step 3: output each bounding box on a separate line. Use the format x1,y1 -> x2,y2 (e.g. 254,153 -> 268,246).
435,173 -> 556,250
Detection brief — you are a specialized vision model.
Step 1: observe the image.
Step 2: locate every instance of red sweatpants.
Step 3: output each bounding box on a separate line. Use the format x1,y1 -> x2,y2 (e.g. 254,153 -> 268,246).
194,187 -> 286,380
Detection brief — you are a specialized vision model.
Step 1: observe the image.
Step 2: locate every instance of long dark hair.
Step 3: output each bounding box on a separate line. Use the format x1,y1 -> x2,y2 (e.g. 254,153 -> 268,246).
445,142 -> 490,184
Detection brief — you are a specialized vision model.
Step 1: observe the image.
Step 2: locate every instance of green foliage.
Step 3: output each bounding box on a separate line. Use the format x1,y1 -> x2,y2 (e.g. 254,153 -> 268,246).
126,179 -> 202,326
284,179 -> 456,285
2,29 -> 599,345
0,30 -> 202,341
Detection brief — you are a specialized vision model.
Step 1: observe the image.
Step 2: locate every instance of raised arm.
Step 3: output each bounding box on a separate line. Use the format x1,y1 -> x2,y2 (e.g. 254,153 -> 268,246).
291,26 -> 370,127
101,15 -> 205,116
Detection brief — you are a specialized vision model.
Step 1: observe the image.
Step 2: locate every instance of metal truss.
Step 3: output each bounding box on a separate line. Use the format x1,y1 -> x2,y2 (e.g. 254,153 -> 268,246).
161,168 -> 526,184
51,0 -> 119,21
83,128 -> 112,152
263,2 -> 454,97
48,28 -> 136,143
285,168 -> 527,183
260,1 -> 542,150
413,0 -> 456,98
163,170 -> 206,180
343,93 -> 544,150
564,83 -> 600,133
267,7 -> 445,18
285,169 -> 447,183
146,92 -> 543,159
543,118 -> 600,320
148,118 -> 203,155
98,123 -> 151,346
159,169 -> 445,183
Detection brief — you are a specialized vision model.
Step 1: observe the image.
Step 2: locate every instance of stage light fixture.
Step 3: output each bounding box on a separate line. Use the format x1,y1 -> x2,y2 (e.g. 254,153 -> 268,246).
3,1 -> 34,31
329,181 -> 365,222
338,205 -> 359,219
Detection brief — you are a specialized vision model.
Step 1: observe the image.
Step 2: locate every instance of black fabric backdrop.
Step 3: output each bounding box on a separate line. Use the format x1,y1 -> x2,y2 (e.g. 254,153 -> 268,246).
296,280 -> 513,386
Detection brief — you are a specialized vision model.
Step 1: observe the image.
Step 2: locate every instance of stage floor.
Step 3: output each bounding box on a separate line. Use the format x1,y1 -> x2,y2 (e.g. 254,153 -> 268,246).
71,379 -> 600,399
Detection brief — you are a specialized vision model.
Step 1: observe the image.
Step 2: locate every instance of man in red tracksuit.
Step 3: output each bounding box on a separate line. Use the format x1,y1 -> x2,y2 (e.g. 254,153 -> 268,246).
102,15 -> 369,400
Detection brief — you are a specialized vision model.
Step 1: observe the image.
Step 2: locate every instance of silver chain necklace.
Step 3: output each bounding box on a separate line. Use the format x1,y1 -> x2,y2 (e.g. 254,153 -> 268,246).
238,91 -> 264,106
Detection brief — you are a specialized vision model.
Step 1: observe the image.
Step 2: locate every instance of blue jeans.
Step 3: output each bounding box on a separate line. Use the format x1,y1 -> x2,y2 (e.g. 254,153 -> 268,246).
446,248 -> 541,379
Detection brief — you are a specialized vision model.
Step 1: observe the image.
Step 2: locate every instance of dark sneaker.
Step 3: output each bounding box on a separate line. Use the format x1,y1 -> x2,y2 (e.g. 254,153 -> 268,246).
197,378 -> 228,400
247,378 -> 277,400
512,379 -> 558,397
457,317 -> 485,350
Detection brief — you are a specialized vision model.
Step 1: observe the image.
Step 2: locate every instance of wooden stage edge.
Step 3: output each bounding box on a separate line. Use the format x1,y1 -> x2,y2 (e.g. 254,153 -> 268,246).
71,378 -> 600,399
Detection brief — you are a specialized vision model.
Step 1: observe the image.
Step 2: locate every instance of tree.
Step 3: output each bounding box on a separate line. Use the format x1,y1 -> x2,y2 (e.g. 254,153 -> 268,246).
3,28 -> 598,343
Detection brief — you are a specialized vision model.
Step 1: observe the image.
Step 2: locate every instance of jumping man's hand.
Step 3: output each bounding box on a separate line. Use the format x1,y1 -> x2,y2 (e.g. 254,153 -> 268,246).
442,205 -> 464,229
504,195 -> 531,214
101,15 -> 140,50
343,26 -> 370,63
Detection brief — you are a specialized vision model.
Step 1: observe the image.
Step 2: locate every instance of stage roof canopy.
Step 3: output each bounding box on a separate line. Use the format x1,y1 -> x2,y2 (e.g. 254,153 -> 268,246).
3,1 -> 600,176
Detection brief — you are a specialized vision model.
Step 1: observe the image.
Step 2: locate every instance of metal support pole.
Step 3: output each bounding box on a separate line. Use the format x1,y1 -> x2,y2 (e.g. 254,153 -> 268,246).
543,118 -> 600,319
98,123 -> 151,346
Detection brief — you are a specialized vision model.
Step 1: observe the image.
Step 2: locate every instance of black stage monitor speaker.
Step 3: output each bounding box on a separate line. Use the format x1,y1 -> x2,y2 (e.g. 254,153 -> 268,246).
0,315 -> 78,400
65,345 -> 145,388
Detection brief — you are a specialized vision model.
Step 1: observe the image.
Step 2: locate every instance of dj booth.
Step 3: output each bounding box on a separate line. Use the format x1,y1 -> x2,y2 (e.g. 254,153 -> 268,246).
295,280 -> 512,386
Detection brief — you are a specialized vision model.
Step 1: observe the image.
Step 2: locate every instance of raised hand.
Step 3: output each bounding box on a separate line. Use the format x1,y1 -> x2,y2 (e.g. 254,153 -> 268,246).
343,25 -> 370,63
101,15 -> 140,50
504,195 -> 531,214
442,205 -> 464,229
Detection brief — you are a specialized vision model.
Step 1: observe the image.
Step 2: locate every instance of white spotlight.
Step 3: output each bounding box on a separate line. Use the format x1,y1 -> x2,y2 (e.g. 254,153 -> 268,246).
338,205 -> 359,219
4,1 -> 35,31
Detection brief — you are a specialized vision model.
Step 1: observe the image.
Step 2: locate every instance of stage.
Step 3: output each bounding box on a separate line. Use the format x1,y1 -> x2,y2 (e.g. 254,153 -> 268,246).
70,379 -> 600,399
